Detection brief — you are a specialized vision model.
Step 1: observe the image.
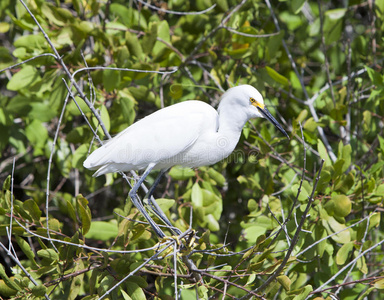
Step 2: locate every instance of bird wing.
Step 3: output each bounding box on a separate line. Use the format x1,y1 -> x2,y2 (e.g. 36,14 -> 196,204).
84,101 -> 217,174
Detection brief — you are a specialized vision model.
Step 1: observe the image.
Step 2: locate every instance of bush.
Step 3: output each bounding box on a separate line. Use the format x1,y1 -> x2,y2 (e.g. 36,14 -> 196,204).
0,0 -> 383,299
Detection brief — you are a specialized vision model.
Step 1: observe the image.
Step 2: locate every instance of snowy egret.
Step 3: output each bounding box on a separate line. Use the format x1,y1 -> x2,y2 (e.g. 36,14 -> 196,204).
84,85 -> 288,237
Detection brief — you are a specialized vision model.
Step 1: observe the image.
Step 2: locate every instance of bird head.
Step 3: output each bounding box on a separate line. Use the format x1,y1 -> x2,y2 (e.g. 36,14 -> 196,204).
221,85 -> 289,139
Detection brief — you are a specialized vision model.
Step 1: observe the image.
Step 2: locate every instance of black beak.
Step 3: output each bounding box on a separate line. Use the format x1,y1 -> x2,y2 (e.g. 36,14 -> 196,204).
257,107 -> 289,139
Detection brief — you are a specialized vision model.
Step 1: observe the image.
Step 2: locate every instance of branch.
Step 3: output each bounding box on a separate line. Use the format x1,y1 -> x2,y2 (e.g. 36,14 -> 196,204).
135,0 -> 216,15
240,159 -> 325,299
313,237 -> 384,293
264,0 -> 337,162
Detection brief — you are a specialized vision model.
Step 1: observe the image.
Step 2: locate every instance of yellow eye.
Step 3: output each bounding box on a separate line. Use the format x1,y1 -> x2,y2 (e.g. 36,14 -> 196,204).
250,98 -> 265,109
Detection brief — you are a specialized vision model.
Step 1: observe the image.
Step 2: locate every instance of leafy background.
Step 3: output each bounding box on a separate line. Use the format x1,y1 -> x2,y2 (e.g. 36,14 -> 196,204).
0,0 -> 384,299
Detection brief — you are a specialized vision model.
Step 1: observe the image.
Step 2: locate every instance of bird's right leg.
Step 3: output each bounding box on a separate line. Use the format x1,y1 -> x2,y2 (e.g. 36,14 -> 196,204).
128,163 -> 165,238
129,167 -> 201,282
143,169 -> 182,235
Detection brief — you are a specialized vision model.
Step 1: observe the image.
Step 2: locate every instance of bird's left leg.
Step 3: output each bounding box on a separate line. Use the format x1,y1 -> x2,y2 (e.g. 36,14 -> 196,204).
128,163 -> 165,238
143,169 -> 182,235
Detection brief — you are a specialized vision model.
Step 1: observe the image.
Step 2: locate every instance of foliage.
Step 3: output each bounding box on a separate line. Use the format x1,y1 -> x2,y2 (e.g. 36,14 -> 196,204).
1,0 -> 384,299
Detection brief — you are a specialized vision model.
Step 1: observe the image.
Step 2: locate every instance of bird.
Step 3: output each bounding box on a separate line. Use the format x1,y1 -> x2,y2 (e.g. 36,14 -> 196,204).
83,85 -> 289,237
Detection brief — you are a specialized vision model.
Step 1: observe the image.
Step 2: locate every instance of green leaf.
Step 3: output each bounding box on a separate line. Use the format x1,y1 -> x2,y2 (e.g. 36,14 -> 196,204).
355,250 -> 368,274
0,107 -> 12,126
41,3 -> 72,26
67,126 -> 91,144
324,9 -> 346,45
376,0 -> 384,16
336,242 -> 353,265
292,285 -> 313,300
125,32 -> 143,59
66,199 -> 78,224
191,183 -> 203,207
207,168 -> 226,186
277,275 -> 291,291
7,65 -> 40,91
170,83 -> 183,100
280,11 -> 303,31
267,30 -> 284,59
93,104 -> 110,133
118,91 -> 136,125
72,144 -> 89,169
121,289 -> 133,300
103,68 -> 121,92
142,23 -> 157,55
322,216 -> 351,244
28,102 -> 57,122
225,47 -> 250,59
23,199 -> 42,222
244,225 -> 267,243
31,284 -> 47,297
337,142 -> 352,172
216,0 -> 229,12
368,212 -> 380,230
317,139 -> 332,166
303,117 -> 318,132
125,282 -> 146,300
2,175 -> 11,191
105,21 -> 128,34
291,0 -> 306,14
373,278 -> 384,289
76,194 -> 92,235
13,34 -> 48,50
37,249 -> 59,265
25,120 -> 49,155
6,95 -> 31,115
365,66 -> 384,87
332,194 -> 351,217
155,198 -> 175,213
265,66 -> 289,86
128,85 -> 156,103
0,264 -> 21,291
206,214 -> 220,232
157,20 -> 170,41
291,182 -> 310,201
0,280 -> 18,297
169,166 -> 195,180
334,172 -> 355,194
0,22 -> 10,33
86,221 -> 118,240
68,259 -> 84,300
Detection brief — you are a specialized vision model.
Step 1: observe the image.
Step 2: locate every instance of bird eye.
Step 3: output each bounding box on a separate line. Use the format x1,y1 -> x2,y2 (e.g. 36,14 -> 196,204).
250,97 -> 256,103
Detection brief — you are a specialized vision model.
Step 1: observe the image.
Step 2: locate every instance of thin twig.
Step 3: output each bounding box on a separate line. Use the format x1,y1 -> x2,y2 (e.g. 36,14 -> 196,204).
99,241 -> 173,300
243,159 -> 325,297
312,237 -> 384,294
264,0 -> 337,162
310,275 -> 384,295
45,91 -> 71,253
197,270 -> 267,299
135,0 -> 216,15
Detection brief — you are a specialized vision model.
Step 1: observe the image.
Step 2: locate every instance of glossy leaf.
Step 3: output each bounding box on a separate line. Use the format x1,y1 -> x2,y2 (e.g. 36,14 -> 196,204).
336,242 -> 353,265
85,221 -> 118,240
7,65 -> 40,91
76,194 -> 92,235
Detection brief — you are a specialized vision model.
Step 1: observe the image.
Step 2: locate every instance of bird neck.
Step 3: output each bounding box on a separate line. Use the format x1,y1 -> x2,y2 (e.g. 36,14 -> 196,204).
218,102 -> 249,130
217,106 -> 248,147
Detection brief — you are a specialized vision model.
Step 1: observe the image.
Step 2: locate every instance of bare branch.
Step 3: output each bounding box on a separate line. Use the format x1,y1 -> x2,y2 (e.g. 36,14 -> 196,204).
135,0 -> 216,15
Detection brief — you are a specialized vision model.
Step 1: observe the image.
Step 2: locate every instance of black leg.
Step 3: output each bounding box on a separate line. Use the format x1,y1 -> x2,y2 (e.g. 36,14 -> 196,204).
144,169 -> 182,235
128,164 -> 165,238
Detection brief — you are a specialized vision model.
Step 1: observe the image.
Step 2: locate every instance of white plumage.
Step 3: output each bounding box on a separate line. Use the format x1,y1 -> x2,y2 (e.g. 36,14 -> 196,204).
83,84 -> 288,176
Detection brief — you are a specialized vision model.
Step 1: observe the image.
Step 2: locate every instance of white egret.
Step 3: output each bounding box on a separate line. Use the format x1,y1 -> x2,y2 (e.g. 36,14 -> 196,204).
84,85 -> 289,237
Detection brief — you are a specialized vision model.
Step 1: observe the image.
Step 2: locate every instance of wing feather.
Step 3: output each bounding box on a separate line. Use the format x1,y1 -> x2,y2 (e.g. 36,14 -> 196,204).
83,101 -> 216,176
